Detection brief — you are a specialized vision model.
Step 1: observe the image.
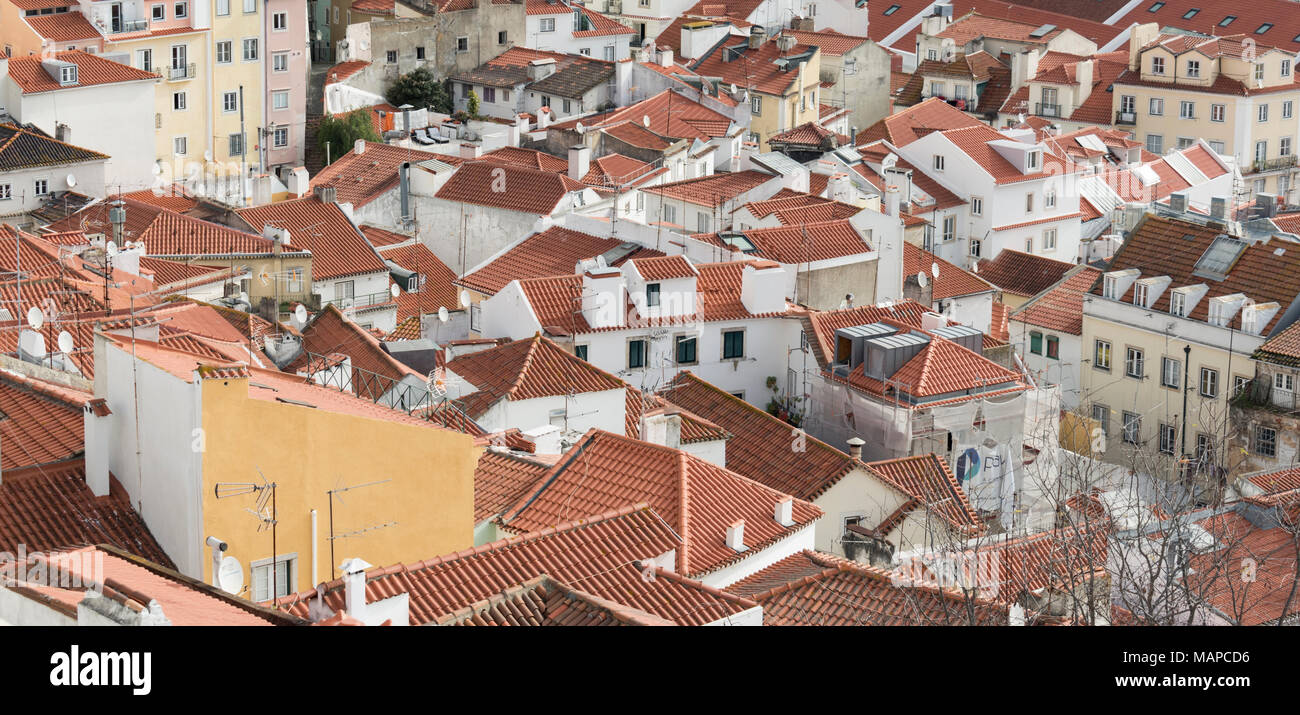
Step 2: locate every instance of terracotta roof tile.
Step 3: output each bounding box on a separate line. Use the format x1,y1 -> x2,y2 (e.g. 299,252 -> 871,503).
624,385 -> 730,444
288,305 -> 420,384
6,50 -> 158,94
976,249 -> 1076,298
434,574 -> 675,625
446,334 -> 625,409
780,28 -> 869,56
695,218 -> 871,264
480,146 -> 570,173
435,161 -> 584,214
325,60 -> 370,84
640,169 -> 774,204
23,12 -> 100,42
0,371 -> 89,471
904,242 -> 994,299
0,123 -> 107,171
378,240 -> 460,321
688,37 -> 820,96
578,89 -> 734,141
310,142 -> 453,207
855,97 -> 984,147
237,197 -> 388,280
627,254 -> 697,280
45,197 -> 278,258
474,449 -> 553,522
457,226 -> 662,296
1010,265 -> 1101,335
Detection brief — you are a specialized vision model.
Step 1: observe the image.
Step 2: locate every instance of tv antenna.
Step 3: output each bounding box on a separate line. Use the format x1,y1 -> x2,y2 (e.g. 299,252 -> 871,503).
215,470 -> 279,600
325,478 -> 396,581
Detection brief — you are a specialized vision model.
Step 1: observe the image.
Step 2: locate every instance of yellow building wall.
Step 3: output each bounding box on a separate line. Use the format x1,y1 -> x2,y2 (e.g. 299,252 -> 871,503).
751,52 -> 823,151
210,8 -> 266,168
0,5 -> 46,57
198,376 -> 478,597
105,31 -> 211,174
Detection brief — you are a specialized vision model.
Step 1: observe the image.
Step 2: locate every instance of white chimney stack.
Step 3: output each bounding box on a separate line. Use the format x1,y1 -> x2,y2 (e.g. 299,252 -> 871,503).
581,266 -> 627,329
726,520 -> 747,552
520,424 -> 563,455
774,497 -> 794,526
568,145 -> 591,182
354,139 -> 366,155
884,184 -> 901,217
459,142 -> 481,160
640,408 -> 683,449
340,557 -> 372,621
846,437 -> 864,460
740,261 -> 787,315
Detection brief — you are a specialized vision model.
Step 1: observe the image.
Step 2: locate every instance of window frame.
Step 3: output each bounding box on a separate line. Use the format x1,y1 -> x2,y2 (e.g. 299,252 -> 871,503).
674,333 -> 698,366
1124,346 -> 1144,379
627,338 -> 648,369
722,329 -> 745,360
1094,339 -> 1112,371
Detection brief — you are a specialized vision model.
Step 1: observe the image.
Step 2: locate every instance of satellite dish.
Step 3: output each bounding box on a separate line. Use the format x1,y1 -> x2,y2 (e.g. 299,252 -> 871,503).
293,304 -> 308,324
106,240 -> 118,256
57,330 -> 74,354
971,262 -> 979,273
730,83 -> 737,94
390,283 -> 400,298
930,262 -> 940,278
437,306 -> 449,323
65,174 -> 77,188
458,289 -> 471,308
19,330 -> 45,359
643,114 -> 651,127
575,122 -> 585,134
151,163 -> 162,176
917,271 -> 928,288
203,150 -> 213,162
26,306 -> 43,330
217,556 -> 244,595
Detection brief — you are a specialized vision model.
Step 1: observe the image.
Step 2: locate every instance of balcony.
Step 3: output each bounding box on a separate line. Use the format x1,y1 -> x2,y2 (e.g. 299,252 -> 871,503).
1251,155 -> 1298,174
167,63 -> 196,81
1115,110 -> 1137,125
109,18 -> 149,35
1036,102 -> 1061,118
323,291 -> 393,312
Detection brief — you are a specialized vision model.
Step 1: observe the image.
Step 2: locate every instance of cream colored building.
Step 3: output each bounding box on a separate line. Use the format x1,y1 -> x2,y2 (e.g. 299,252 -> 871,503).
1113,28 -> 1300,203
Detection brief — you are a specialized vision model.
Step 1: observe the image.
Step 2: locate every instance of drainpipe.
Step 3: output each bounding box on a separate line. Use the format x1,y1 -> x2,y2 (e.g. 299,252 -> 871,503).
310,509 -> 318,585
1180,344 -> 1191,460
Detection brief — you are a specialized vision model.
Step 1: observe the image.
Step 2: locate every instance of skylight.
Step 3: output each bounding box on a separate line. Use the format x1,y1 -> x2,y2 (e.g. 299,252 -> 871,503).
1182,8 -> 1199,18
883,4 -> 900,15
1256,23 -> 1273,34
1148,1 -> 1164,11
1219,15 -> 1236,26
1192,236 -> 1247,281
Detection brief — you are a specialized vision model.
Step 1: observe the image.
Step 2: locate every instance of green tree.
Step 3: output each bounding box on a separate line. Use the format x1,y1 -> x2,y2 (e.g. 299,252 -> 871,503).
385,67 -> 452,114
466,89 -> 481,119
317,110 -> 382,165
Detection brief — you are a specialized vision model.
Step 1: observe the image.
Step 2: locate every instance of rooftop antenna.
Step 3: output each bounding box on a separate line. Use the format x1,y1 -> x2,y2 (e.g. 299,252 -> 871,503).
215,470 -> 279,601
325,478 -> 396,581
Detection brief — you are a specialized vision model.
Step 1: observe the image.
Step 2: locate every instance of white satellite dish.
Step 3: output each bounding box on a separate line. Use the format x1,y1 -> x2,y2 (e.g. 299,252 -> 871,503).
217,555 -> 244,595
643,114 -> 651,127
390,283 -> 400,299
204,150 -> 213,162
917,271 -> 928,288
65,174 -> 77,188
106,240 -> 118,256
19,330 -> 45,359
57,330 -> 74,354
575,122 -> 585,134
930,261 -> 940,278
437,306 -> 449,323
971,262 -> 979,273
151,163 -> 162,176
26,306 -> 43,330
458,289 -> 471,308
293,304 -> 308,324
730,83 -> 737,94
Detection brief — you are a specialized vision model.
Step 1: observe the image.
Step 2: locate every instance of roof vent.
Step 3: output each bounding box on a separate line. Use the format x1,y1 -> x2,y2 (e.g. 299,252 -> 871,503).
774,497 -> 794,526
726,519 -> 747,552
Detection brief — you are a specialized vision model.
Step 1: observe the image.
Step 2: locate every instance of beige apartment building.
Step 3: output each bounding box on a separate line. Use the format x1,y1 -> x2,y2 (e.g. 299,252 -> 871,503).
1112,29 -> 1300,204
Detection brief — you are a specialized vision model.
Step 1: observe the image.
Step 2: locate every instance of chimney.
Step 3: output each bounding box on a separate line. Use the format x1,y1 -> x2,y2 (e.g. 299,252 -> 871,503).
794,16 -> 814,31
520,424 -> 563,455
538,107 -> 552,129
726,519 -> 747,552
399,161 -> 411,222
828,172 -> 852,203
459,141 -> 481,160
285,166 -> 310,198
658,47 -> 674,67
846,437 -> 864,460
1169,192 -> 1187,213
568,145 -> 591,182
527,58 -> 557,81
640,407 -> 682,449
748,26 -> 766,50
921,311 -> 946,332
108,199 -> 126,246
353,138 -> 366,155
581,265 -> 627,328
251,173 -> 273,206
314,185 -> 337,204
774,497 -> 794,526
883,183 -> 901,216
340,557 -> 372,622
1210,196 -> 1227,221
776,33 -> 796,53
740,261 -> 787,314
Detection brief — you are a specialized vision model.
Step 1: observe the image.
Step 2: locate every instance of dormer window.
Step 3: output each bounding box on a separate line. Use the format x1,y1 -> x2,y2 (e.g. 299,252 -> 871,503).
933,154 -> 945,171
1151,56 -> 1165,75
1133,283 -> 1149,307
1026,150 -> 1040,170
1104,275 -> 1119,299
1170,291 -> 1186,316
59,65 -> 77,85
1186,60 -> 1200,78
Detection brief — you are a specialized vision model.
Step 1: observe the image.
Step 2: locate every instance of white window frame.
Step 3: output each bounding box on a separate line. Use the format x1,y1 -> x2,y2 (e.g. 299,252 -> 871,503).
250,554 -> 296,603
1210,103 -> 1225,122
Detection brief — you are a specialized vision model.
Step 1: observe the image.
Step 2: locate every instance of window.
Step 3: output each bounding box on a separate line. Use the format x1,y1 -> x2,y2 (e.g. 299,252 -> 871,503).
1043,228 -> 1056,251
243,38 -> 258,61
971,196 -> 983,216
1025,237 -> 1034,253
1256,140 -> 1268,164
229,133 -> 244,157
1196,433 -> 1214,463
933,154 -> 944,171
243,0 -> 254,11
1199,367 -> 1219,398
469,304 -> 481,332
627,339 -> 647,369
646,282 -> 660,307
482,86 -> 495,103
174,1 -> 186,18
1159,424 -> 1177,454
273,126 -> 288,148
562,99 -> 571,114
272,90 -> 288,110
137,48 -> 153,72
273,11 -> 287,30
574,344 -> 588,361
1030,331 -> 1043,355
1122,411 -> 1141,444
1125,347 -> 1144,379
1282,137 -> 1292,157
1094,340 -> 1112,370
883,4 -> 900,14
33,179 -> 47,196
58,65 -> 76,85
1274,372 -> 1294,395
675,335 -> 697,365
1025,192 -> 1034,213
222,91 -> 237,112
1046,335 -> 1059,359
1219,14 -> 1236,26
1120,94 -> 1135,114
1092,404 -> 1110,434
386,50 -> 397,64
416,46 -> 425,60
942,215 -> 956,242
251,555 -> 295,602
1146,134 -> 1163,154
1170,291 -> 1186,316
1285,101 -> 1294,119
173,136 -> 186,155
1161,356 -> 1181,388
969,238 -> 981,257
1254,425 -> 1277,457
1151,56 -> 1165,75
173,91 -> 186,110
1045,191 -> 1056,209
1133,282 -> 1148,307
751,95 -> 762,115
457,36 -> 468,53
498,30 -> 508,44
1209,140 -> 1225,154
1186,60 -> 1200,78
501,88 -> 511,102
216,0 -> 228,15
1148,1 -> 1164,10
1182,7 -> 1199,18
216,41 -> 231,64
0,184 -> 9,201
1255,22 -> 1272,34
722,330 -> 744,359
662,204 -> 676,225
335,280 -> 355,301
1149,97 -> 1164,115
1179,101 -> 1195,119
1259,104 -> 1269,122
273,52 -> 288,72
540,17 -> 555,32
152,3 -> 165,20
1026,150 -> 1040,170
695,211 -> 712,233
1207,103 -> 1225,122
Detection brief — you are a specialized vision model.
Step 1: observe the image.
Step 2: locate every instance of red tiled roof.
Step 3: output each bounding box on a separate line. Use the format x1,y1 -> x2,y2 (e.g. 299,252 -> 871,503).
1187,511 -> 1300,625
582,153 -> 664,189
378,240 -> 460,321
904,242 -> 994,299
936,11 -> 1063,45
498,430 -> 823,576
580,89 -> 735,141
0,460 -> 173,568
325,60 -> 370,84
1244,467 -> 1300,505
139,257 -> 228,287
780,28 -> 869,56
940,123 -> 1083,184
0,371 -> 89,471
359,224 -> 410,248
474,449 -> 553,522
120,187 -> 199,213
627,254 -> 697,280
855,97 -> 985,146
694,219 -> 872,264
237,197 -> 388,280
45,197 -> 276,258
288,304 -> 420,383
768,121 -> 843,147
6,50 -> 158,94
1256,319 -> 1300,365
866,454 -> 982,532
480,146 -> 569,173
624,386 -> 730,444
975,248 -> 1076,297
640,169 -> 774,204
574,5 -> 635,36
435,161 -> 584,214
433,573 -> 677,625
456,225 -> 663,296
445,334 -> 625,411
278,504 -> 758,625
1110,0 -> 1300,54
688,37 -> 820,96
24,12 -> 99,42
309,141 -> 451,207
990,299 -> 1010,342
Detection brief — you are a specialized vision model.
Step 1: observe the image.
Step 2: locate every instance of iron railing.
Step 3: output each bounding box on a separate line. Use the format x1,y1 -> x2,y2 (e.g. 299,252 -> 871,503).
1251,155 -> 1298,173
322,291 -> 392,311
168,63 -> 196,81
1036,102 -> 1061,118
1115,110 -> 1137,125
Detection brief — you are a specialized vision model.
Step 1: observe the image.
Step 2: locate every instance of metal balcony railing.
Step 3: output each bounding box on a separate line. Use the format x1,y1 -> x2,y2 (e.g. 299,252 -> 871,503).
323,291 -> 392,311
1036,102 -> 1061,118
167,63 -> 196,81
1115,110 -> 1137,125
1251,155 -> 1298,173
111,18 -> 149,34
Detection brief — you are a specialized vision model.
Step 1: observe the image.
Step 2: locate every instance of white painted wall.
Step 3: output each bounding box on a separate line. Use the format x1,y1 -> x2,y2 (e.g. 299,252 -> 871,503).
698,521 -> 817,589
